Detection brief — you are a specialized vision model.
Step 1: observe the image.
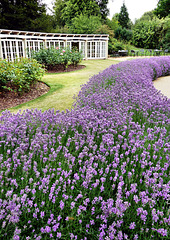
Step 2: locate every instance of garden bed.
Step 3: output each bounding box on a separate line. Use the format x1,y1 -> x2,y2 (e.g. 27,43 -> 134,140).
0,56 -> 170,240
0,81 -> 49,112
0,61 -> 85,112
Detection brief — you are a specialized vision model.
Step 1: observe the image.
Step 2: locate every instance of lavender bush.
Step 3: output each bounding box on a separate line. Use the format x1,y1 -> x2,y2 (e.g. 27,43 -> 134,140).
0,56 -> 170,240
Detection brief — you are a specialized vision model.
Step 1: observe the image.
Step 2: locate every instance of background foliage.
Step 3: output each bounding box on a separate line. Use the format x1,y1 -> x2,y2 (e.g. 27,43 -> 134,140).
154,0 -> 170,18
60,0 -> 101,25
0,0 -> 169,53
133,16 -> 170,50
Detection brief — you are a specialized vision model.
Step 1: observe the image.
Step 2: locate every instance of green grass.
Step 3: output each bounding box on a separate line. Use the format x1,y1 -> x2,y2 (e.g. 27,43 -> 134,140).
3,59 -> 122,114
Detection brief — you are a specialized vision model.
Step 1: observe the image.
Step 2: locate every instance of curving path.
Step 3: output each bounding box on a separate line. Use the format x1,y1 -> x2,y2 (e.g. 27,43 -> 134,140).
153,75 -> 170,99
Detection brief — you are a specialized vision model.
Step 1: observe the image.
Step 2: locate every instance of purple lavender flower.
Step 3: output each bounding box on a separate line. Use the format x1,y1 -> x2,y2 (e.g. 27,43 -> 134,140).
0,56 -> 170,239
129,222 -> 136,229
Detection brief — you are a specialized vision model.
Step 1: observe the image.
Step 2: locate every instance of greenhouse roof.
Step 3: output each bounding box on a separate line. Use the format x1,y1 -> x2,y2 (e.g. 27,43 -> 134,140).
0,29 -> 109,40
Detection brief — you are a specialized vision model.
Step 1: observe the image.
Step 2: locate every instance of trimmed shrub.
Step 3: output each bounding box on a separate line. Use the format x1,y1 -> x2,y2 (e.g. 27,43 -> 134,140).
70,48 -> 83,67
0,58 -> 45,94
30,47 -> 83,70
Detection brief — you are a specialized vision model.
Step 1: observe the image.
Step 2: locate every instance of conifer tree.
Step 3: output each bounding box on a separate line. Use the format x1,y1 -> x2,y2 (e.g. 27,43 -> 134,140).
53,0 -> 67,27
118,2 -> 130,29
95,0 -> 109,22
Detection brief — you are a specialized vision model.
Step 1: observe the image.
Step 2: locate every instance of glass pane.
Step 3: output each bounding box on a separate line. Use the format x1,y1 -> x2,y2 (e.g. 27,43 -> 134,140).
92,42 -> 95,58
34,41 -> 39,51
60,42 -> 64,48
55,42 -> 59,48
101,42 -> 106,58
12,41 -> 17,60
6,41 -> 12,60
87,42 -> 90,58
18,41 -> 24,57
50,42 -> 54,47
1,41 -> 6,59
96,42 -> 100,58
80,42 -> 85,57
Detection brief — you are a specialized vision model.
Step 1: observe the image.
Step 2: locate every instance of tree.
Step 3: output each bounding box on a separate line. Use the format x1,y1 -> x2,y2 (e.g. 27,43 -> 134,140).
53,0 -> 67,27
159,17 -> 170,50
96,24 -> 114,37
106,17 -> 119,32
32,14 -> 56,32
0,0 -> 48,31
154,0 -> 170,18
139,11 -> 155,22
134,11 -> 155,26
133,18 -> 164,49
67,14 -> 102,34
118,2 -> 131,29
95,0 -> 109,22
59,0 -> 101,25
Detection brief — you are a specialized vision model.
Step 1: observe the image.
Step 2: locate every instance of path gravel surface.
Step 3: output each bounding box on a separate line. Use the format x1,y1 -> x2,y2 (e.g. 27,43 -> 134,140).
153,75 -> 170,99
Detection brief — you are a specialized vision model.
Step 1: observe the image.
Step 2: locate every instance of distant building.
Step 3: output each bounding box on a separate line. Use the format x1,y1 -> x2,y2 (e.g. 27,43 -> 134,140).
0,29 -> 109,61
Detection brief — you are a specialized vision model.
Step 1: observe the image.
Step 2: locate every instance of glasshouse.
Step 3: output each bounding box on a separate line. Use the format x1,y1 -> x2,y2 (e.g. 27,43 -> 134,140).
0,29 -> 109,61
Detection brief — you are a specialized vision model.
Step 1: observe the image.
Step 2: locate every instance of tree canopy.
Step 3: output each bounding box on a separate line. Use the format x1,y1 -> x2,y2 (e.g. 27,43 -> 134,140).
133,17 -> 170,49
154,0 -> 170,18
53,0 -> 109,27
67,14 -> 102,34
53,0 -> 67,27
60,0 -> 101,25
95,0 -> 109,22
0,0 -> 49,31
134,11 -> 155,24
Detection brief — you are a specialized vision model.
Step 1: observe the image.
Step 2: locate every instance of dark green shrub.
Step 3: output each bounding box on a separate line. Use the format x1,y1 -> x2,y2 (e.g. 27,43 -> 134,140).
114,42 -> 125,51
30,47 -> 61,69
0,60 -> 14,92
0,58 -> 45,94
112,41 -> 125,52
115,27 -> 133,42
108,41 -> 113,54
15,58 -> 45,93
30,47 -> 83,70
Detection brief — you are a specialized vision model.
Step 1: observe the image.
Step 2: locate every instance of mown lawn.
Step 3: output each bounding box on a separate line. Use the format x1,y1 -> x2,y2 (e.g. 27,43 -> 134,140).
6,59 -> 122,113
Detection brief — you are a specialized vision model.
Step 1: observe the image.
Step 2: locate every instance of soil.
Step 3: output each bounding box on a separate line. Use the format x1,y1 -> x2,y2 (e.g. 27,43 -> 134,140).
0,64 -> 85,112
47,64 -> 85,73
0,81 -> 50,112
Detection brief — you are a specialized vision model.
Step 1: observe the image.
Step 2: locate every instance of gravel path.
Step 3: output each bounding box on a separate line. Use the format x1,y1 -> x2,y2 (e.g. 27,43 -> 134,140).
153,75 -> 170,99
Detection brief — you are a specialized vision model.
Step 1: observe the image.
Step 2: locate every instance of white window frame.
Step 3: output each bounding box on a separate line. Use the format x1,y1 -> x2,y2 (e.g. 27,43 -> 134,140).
0,30 -> 108,61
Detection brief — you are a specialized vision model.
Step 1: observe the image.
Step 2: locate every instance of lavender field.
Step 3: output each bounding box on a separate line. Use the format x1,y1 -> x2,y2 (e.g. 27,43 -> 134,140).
0,56 -> 170,240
